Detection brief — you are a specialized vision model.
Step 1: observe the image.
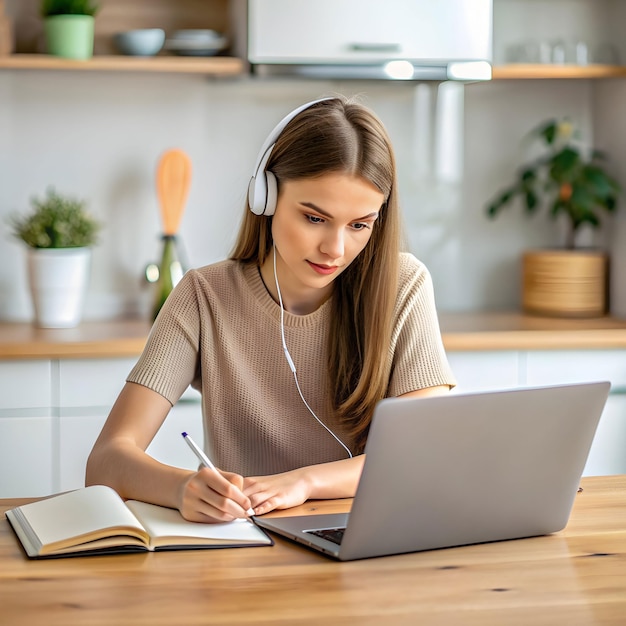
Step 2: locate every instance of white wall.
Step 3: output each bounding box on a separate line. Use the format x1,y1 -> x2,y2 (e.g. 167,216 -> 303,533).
593,78 -> 626,317
0,69 -> 623,321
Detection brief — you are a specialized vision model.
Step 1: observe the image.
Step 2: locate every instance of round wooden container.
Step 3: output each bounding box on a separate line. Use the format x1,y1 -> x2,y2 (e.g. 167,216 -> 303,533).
522,249 -> 608,318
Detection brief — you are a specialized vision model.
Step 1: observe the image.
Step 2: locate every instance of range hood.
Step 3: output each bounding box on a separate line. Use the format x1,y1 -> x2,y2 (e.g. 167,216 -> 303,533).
233,0 -> 493,82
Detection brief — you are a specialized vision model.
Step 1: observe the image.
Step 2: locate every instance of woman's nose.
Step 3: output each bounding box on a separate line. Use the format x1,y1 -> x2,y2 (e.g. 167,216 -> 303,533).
320,228 -> 344,259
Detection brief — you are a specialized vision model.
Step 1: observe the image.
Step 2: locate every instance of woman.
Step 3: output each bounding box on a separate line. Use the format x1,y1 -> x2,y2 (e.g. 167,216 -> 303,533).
86,96 -> 455,522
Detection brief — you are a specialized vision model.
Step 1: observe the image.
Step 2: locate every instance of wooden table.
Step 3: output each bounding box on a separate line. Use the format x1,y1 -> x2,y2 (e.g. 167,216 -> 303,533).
1,476 -> 625,625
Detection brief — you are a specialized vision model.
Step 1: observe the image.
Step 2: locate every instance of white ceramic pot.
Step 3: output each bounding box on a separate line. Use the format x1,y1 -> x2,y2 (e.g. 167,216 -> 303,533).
27,247 -> 91,328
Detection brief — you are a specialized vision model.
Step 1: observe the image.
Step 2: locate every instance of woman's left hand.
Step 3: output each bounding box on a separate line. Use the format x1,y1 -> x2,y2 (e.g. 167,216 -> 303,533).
243,469 -> 312,516
244,456 -> 365,515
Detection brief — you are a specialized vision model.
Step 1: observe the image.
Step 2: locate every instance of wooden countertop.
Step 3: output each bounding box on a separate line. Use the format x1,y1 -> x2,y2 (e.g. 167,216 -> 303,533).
439,312 -> 626,351
0,319 -> 152,359
1,313 -> 626,359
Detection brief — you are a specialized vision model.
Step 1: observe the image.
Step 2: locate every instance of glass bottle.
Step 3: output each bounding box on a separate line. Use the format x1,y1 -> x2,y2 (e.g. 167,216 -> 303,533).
149,235 -> 185,320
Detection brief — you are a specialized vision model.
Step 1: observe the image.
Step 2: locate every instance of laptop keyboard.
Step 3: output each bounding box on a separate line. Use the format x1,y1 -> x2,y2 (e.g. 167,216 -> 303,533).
306,527 -> 346,545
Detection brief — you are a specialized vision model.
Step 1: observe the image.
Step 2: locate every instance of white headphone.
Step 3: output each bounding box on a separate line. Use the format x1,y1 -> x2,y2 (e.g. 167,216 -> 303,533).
248,98 -> 332,216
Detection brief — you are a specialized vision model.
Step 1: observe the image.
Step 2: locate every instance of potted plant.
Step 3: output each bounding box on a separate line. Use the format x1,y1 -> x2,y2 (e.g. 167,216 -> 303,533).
486,118 -> 621,318
9,187 -> 101,328
41,0 -> 99,60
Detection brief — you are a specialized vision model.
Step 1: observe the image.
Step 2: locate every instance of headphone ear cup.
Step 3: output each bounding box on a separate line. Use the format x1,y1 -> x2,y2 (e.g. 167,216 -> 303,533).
248,174 -> 266,216
264,171 -> 277,216
248,171 -> 277,216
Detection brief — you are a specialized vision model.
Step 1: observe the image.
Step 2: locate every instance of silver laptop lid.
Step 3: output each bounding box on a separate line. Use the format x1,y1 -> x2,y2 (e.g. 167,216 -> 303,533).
337,382 -> 610,560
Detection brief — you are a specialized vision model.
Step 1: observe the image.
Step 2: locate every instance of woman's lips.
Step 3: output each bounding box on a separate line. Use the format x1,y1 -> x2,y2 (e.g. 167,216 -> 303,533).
307,260 -> 338,275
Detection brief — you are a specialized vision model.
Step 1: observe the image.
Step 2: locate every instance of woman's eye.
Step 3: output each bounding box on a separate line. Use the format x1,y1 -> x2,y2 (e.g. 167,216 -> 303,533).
306,215 -> 324,224
351,222 -> 370,231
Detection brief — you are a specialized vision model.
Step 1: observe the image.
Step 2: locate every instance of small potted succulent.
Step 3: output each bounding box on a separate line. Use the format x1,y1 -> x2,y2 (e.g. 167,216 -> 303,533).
9,187 -> 101,327
41,0 -> 100,60
485,118 -> 621,318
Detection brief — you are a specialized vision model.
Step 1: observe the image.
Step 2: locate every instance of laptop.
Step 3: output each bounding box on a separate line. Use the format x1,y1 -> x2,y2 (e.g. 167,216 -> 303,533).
253,381 -> 610,561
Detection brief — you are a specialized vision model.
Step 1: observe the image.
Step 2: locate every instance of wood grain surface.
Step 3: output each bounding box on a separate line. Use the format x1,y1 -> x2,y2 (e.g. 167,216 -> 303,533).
0,476 -> 625,625
3,313 -> 626,359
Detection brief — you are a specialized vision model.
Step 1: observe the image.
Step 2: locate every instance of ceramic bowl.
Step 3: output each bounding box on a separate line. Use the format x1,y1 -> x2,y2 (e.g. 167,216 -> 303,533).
164,29 -> 228,56
113,29 -> 165,57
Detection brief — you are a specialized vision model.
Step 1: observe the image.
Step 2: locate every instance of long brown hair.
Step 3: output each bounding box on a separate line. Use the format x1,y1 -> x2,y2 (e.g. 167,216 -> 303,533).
231,96 -> 402,453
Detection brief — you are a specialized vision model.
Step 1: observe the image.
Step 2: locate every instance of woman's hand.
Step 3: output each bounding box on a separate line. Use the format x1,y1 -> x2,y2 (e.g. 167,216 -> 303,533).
178,467 -> 253,523
243,469 -> 313,516
178,455 -> 369,520
244,456 -> 366,515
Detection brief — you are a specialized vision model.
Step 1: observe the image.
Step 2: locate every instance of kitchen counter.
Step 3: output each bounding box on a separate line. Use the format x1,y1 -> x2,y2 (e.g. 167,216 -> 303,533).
0,319 -> 151,359
439,312 -> 626,351
3,314 -> 626,487
2,313 -> 626,359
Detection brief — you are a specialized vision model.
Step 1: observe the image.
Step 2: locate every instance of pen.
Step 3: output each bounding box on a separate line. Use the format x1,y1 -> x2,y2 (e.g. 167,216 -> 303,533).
181,432 -> 255,516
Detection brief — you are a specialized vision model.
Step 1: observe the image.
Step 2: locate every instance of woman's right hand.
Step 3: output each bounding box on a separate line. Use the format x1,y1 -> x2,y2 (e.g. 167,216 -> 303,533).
178,467 -> 253,523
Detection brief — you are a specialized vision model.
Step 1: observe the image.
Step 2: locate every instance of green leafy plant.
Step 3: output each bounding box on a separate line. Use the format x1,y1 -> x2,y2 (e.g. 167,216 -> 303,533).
9,188 -> 101,248
486,119 -> 620,249
41,0 -> 99,17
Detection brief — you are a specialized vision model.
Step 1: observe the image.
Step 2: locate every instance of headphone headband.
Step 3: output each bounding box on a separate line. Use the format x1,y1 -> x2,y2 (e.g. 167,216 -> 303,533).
248,98 -> 333,216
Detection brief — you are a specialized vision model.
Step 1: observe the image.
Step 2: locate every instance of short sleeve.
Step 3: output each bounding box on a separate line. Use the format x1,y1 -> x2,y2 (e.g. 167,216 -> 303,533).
127,270 -> 203,405
387,254 -> 456,396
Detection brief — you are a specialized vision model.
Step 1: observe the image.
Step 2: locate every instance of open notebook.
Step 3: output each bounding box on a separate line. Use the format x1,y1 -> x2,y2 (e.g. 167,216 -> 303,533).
6,484 -> 272,558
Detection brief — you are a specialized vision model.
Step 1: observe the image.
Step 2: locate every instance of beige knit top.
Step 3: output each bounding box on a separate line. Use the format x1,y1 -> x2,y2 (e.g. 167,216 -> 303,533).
128,253 -> 456,476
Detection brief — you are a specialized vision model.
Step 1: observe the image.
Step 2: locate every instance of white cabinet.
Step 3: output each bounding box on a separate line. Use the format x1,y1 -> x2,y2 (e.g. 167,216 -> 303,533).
0,357 -> 203,497
59,358 -> 135,407
0,360 -> 54,497
57,400 -> 204,494
0,414 -> 54,498
447,348 -> 626,476
447,351 -> 520,392
58,411 -> 108,493
55,358 -> 137,493
247,0 -> 492,63
0,360 -> 51,409
525,350 -> 626,388
524,349 -> 626,477
585,395 -> 626,476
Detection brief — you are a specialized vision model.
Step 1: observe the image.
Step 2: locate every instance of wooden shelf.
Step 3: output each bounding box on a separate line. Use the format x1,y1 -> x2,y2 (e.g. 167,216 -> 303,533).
492,64 -> 626,80
2,57 -> 625,81
0,53 -> 245,76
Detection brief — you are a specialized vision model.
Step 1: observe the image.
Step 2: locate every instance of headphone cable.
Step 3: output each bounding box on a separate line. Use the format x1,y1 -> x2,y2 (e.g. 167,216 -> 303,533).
273,246 -> 353,459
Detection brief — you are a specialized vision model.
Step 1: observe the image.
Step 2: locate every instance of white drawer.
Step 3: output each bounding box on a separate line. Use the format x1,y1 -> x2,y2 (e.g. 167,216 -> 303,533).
526,350 -> 626,388
58,358 -> 137,408
583,395 -> 626,476
0,360 -> 51,409
59,412 -> 108,492
0,415 -> 53,497
447,351 -> 521,393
